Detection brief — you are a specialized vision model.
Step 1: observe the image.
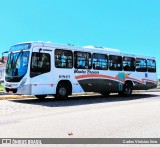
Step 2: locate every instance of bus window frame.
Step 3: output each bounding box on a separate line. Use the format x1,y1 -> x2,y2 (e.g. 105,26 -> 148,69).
147,59 -> 156,73
55,49 -> 73,69
123,56 -> 135,71
30,52 -> 51,78
136,58 -> 147,72
74,51 -> 92,69
109,55 -> 122,71
92,53 -> 108,70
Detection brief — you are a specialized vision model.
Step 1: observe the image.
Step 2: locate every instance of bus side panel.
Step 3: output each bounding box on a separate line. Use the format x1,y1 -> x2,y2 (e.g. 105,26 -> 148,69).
91,70 -> 120,92
126,72 -> 157,90
31,74 -> 56,95
54,68 -> 85,94
75,70 -> 121,93
146,72 -> 158,89
92,79 -> 119,92
30,46 -> 55,95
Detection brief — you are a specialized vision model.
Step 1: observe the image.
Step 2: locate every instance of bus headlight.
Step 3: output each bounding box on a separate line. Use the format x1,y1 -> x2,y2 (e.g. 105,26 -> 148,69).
19,78 -> 27,87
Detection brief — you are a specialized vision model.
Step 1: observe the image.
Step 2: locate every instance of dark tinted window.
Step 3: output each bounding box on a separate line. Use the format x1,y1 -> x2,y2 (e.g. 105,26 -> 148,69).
136,58 -> 147,72
30,53 -> 50,77
93,53 -> 108,70
147,59 -> 156,72
74,51 -> 91,69
109,55 -> 122,71
55,49 -> 73,68
123,57 -> 135,71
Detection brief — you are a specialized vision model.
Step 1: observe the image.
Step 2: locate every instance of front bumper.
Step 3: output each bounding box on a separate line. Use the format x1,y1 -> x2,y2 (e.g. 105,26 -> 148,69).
5,84 -> 31,95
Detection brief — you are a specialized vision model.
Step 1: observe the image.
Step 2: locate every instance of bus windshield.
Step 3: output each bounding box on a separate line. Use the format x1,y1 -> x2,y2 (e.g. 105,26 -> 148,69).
5,51 -> 30,82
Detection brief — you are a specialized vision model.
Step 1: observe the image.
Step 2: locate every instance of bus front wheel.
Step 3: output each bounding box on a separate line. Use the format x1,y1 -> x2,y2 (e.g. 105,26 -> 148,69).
55,83 -> 68,100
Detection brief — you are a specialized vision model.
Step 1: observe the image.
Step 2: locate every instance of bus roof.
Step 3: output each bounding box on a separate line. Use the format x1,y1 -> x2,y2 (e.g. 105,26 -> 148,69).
12,41 -> 156,60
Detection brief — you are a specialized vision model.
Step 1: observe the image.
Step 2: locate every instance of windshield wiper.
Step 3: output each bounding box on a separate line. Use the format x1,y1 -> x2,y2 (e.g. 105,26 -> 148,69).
12,50 -> 24,69
10,50 -> 24,76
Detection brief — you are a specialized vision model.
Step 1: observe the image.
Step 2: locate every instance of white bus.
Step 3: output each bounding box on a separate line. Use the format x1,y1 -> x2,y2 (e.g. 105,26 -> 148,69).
4,42 -> 158,99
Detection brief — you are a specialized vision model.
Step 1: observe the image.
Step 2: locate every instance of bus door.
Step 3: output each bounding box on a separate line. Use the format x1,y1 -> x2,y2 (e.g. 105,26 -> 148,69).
30,47 -> 54,95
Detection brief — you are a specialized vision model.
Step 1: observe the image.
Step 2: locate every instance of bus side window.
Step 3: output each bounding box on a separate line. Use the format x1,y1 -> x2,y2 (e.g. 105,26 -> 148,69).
109,55 -> 122,71
74,51 -> 91,69
147,59 -> 156,72
93,53 -> 108,70
41,54 -> 50,72
55,49 -> 73,68
123,57 -> 135,71
136,58 -> 147,72
30,52 -> 51,78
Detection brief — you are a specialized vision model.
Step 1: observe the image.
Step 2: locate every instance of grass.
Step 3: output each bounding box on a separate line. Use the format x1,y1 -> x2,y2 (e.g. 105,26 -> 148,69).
0,85 -> 4,91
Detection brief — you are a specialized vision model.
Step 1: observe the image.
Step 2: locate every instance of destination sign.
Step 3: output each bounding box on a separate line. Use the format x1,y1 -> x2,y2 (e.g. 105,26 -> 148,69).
10,43 -> 31,52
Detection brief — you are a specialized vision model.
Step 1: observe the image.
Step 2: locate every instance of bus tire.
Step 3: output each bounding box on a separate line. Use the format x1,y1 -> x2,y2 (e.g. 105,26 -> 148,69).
35,95 -> 47,100
55,83 -> 68,100
101,92 -> 110,97
119,82 -> 133,97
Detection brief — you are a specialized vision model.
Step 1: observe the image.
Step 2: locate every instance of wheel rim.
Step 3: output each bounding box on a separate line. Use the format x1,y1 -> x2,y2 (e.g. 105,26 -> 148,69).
59,87 -> 67,96
125,84 -> 132,95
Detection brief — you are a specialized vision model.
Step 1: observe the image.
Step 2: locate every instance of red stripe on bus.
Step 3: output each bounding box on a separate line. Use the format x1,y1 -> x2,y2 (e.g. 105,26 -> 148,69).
75,74 -> 118,80
75,74 -> 157,85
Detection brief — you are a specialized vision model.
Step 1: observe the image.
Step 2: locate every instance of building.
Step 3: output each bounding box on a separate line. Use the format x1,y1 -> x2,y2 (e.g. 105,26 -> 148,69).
0,56 -> 7,81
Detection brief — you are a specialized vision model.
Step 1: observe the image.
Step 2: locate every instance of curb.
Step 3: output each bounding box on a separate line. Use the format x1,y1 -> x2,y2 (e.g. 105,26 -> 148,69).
0,90 -> 160,100
0,92 -> 97,100
0,95 -> 35,100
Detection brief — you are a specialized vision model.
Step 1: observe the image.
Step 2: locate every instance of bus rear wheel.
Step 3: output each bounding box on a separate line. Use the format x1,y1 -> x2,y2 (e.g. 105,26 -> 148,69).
35,95 -> 47,100
119,82 -> 133,97
55,83 -> 68,100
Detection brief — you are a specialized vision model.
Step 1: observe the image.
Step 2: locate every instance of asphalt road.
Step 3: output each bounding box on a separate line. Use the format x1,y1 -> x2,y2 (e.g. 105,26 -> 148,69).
0,92 -> 160,138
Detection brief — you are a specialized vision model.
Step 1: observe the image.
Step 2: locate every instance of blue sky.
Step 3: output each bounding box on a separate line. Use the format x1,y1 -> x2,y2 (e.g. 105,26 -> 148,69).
0,0 -> 160,78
